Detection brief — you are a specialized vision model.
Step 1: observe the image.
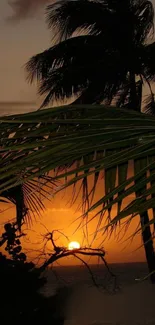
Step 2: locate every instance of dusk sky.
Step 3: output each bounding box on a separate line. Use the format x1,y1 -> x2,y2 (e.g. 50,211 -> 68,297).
0,0 -> 154,264
0,0 -> 155,109
0,0 -> 51,110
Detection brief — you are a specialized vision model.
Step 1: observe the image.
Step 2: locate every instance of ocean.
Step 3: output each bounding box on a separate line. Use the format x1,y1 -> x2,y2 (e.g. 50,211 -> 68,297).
41,263 -> 155,325
42,262 -> 149,295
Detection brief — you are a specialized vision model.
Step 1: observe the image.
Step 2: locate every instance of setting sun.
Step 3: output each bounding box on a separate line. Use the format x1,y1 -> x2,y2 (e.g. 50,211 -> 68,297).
68,241 -> 80,250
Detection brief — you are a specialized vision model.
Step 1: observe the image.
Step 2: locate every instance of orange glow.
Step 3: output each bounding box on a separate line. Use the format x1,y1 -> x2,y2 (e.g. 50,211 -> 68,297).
68,241 -> 80,250
0,167 -> 147,265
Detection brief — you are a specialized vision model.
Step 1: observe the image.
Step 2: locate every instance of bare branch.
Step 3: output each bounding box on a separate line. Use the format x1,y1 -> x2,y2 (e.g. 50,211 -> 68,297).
36,229 -> 117,290
73,253 -> 98,287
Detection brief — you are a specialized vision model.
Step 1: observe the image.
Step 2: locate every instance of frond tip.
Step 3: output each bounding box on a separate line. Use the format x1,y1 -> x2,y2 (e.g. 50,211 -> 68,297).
46,0 -> 106,41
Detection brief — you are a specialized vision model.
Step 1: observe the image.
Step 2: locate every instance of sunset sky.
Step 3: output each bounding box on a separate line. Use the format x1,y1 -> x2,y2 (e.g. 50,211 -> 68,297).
0,0 -> 155,106
0,0 -> 154,264
0,0 -> 50,107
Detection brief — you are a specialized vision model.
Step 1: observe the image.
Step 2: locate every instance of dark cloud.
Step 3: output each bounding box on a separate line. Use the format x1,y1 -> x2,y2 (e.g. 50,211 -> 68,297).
8,0 -> 52,21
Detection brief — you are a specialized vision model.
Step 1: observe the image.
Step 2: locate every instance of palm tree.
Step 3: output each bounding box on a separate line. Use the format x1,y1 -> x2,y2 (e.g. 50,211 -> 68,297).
0,105 -> 155,281
26,0 -> 155,111
26,0 -> 155,281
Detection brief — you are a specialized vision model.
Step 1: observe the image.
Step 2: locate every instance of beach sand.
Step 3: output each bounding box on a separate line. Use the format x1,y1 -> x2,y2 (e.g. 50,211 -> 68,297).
65,282 -> 155,325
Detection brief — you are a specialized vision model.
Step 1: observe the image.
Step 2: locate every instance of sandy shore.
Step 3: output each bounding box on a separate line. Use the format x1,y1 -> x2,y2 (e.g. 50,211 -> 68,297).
65,282 -> 155,325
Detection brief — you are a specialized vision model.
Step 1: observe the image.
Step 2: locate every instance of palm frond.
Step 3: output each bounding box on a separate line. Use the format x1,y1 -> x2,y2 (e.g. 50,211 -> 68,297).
26,35 -> 95,83
1,176 -> 56,228
46,0 -> 154,45
26,34 -> 129,107
26,35 -> 108,105
0,104 -> 155,231
46,0 -> 109,41
26,1 -> 155,108
0,124 -> 57,227
133,0 -> 154,43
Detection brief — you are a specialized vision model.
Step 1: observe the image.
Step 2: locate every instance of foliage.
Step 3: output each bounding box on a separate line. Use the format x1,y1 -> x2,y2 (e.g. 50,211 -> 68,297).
26,0 -> 155,111
0,222 -> 69,325
0,140 -> 57,227
0,105 -> 155,235
0,220 -> 118,324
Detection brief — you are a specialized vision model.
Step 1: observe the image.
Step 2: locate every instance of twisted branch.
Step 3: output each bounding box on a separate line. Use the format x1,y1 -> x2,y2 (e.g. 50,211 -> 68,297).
38,230 -> 117,289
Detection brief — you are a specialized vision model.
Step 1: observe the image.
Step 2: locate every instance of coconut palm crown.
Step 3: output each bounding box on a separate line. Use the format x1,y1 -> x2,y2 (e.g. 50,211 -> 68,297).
26,0 -> 155,112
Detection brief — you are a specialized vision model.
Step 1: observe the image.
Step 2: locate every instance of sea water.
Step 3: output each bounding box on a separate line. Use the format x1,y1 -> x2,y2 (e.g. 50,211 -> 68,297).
41,263 -> 155,325
42,262 -> 149,296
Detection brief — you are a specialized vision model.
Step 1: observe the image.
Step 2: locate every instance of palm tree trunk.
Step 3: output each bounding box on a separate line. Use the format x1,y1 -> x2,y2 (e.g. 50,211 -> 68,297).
130,71 -> 155,283
134,175 -> 155,283
140,211 -> 155,283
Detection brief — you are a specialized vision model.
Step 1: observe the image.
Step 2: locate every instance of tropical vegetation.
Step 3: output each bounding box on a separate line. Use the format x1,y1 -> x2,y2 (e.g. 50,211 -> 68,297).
0,175 -> 55,229
0,221 -> 70,325
27,0 -> 155,112
1,0 -> 155,283
1,105 -> 155,281
25,0 -> 155,282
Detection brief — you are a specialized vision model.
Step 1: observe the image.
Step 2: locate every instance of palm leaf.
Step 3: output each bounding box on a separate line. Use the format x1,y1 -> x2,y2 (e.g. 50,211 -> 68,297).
0,177 -> 56,229
0,104 -> 155,231
104,149 -> 117,221
46,0 -> 154,44
46,0 -> 110,41
26,34 -> 127,107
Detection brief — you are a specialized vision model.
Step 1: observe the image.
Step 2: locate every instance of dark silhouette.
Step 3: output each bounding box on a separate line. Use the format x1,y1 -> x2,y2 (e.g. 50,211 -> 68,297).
0,222 -> 70,325
26,0 -> 155,112
38,229 -> 117,289
26,0 -> 155,282
0,125 -> 57,227
0,169 -> 56,228
0,222 -> 117,324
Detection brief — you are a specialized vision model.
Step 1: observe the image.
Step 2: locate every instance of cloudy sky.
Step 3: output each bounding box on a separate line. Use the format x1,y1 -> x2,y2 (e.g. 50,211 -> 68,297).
0,0 -> 155,110
0,0 -> 52,111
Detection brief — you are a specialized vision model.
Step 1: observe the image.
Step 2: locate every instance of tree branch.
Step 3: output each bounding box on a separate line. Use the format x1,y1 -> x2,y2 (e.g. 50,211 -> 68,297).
73,253 -> 98,287
37,229 -> 116,289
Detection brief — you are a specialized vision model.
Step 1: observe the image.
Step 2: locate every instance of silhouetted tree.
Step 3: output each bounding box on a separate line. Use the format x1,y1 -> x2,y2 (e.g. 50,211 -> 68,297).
0,222 -> 68,325
26,0 -> 155,282
0,222 -> 117,324
27,0 -> 155,112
